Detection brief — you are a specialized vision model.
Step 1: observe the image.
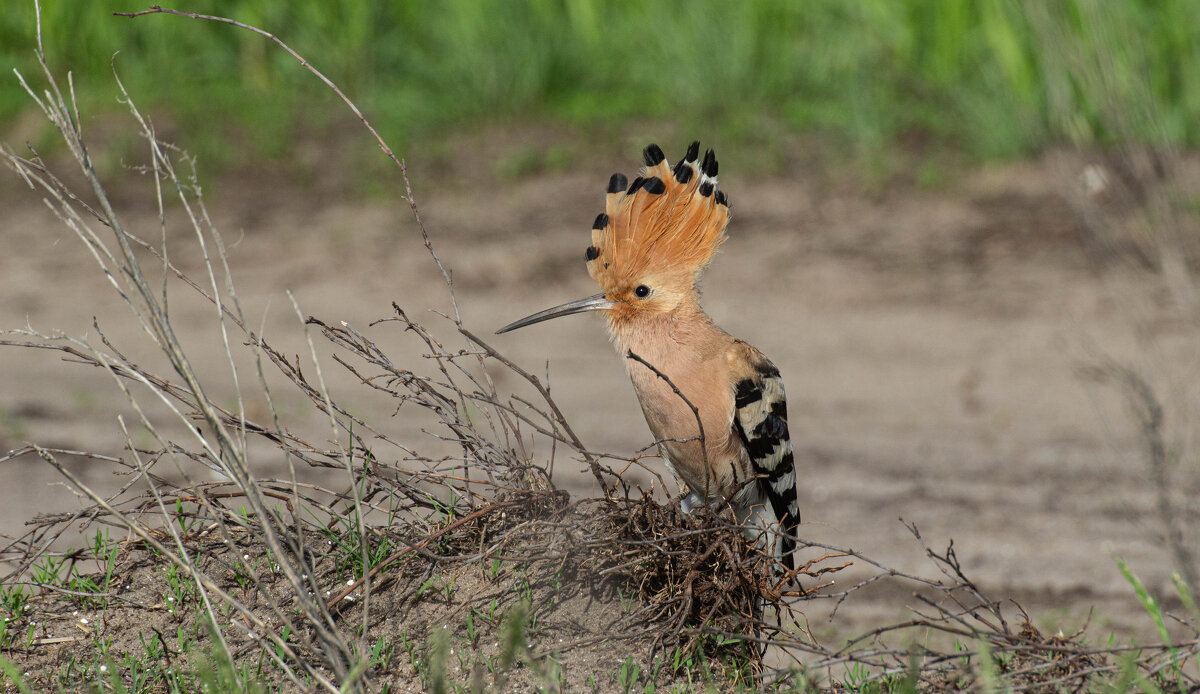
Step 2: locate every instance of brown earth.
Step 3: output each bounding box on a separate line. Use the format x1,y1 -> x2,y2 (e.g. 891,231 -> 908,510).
3,129 -> 1200,657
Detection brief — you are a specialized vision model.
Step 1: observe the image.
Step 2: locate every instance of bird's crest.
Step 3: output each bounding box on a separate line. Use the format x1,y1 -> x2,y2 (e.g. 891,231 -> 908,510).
586,142 -> 730,292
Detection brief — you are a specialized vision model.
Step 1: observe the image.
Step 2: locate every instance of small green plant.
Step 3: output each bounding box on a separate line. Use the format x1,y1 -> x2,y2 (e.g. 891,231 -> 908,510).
842,661 -> 871,690
311,505 -> 397,580
438,574 -> 456,603
274,625 -> 292,663
616,585 -> 634,615
174,499 -> 199,536
486,556 -> 504,582
415,575 -> 456,603
400,629 -> 420,671
616,655 -> 641,693
0,584 -> 28,622
513,568 -> 535,618
369,635 -> 395,670
465,609 -> 478,645
1118,557 -> 1195,692
163,564 -> 196,615
66,542 -> 118,611
88,529 -> 120,609
30,553 -> 67,588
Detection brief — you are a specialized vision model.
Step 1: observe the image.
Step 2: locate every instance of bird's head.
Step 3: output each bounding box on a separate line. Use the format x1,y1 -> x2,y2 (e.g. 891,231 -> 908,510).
497,141 -> 730,335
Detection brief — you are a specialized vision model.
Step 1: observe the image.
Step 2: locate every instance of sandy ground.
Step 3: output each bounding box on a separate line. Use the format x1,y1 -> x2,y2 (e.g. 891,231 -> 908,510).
3,133 -> 1199,644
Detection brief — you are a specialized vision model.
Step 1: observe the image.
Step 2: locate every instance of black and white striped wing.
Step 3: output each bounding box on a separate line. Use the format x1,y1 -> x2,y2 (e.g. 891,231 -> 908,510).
731,355 -> 799,569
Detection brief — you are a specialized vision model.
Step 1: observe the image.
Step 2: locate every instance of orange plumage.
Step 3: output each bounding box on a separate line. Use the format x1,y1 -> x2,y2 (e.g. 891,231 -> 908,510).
588,141 -> 728,293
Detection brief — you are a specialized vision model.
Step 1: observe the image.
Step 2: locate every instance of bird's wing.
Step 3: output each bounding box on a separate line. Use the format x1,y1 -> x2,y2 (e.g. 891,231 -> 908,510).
727,341 -> 799,569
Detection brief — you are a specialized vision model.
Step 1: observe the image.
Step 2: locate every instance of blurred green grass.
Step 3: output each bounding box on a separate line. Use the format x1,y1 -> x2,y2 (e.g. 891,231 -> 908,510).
2,1 -> 1199,174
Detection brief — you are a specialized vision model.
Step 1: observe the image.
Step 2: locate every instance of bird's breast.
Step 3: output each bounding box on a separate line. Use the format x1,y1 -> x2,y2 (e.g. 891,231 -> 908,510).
617,329 -> 742,499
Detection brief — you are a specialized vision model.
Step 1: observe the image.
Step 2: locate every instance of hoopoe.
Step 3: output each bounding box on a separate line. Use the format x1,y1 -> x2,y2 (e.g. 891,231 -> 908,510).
497,142 -> 800,574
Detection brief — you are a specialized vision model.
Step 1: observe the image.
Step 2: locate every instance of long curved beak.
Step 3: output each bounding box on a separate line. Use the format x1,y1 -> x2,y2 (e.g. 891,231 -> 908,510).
495,293 -> 614,334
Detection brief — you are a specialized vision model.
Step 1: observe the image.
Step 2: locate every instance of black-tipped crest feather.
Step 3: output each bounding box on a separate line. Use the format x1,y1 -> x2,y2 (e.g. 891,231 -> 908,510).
673,160 -> 694,184
643,144 -> 665,167
586,142 -> 730,288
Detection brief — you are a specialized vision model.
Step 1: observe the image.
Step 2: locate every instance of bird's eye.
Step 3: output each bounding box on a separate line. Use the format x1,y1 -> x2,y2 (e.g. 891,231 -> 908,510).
634,285 -> 651,299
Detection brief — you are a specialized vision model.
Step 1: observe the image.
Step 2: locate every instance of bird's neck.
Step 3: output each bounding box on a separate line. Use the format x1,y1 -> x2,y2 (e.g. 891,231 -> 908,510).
606,299 -> 720,367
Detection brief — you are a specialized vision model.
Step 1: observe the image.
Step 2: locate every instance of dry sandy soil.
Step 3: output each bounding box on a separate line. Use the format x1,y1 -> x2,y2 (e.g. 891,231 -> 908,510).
3,130 -> 1200,650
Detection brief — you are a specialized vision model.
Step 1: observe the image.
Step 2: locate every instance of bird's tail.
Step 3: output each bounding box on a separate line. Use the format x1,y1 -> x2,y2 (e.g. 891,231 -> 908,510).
777,504 -> 800,575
